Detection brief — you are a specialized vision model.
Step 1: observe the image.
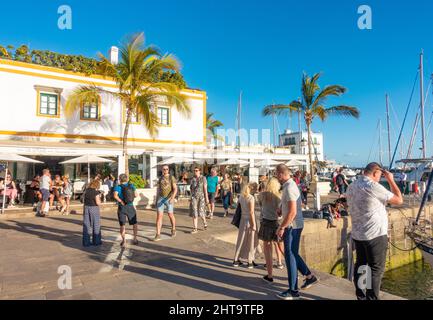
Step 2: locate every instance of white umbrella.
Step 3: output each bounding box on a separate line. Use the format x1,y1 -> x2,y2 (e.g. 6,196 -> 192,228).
0,154 -> 43,214
60,155 -> 113,183
255,159 -> 284,167
157,157 -> 200,166
218,159 -> 250,167
286,159 -> 306,167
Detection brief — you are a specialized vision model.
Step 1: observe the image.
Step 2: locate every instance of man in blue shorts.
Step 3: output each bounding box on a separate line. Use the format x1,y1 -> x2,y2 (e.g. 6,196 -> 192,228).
206,168 -> 219,219
113,173 -> 138,248
154,165 -> 178,241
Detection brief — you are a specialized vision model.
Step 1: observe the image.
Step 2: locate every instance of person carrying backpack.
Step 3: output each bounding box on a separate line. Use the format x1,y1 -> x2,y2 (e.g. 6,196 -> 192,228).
113,173 -> 138,248
154,165 -> 178,241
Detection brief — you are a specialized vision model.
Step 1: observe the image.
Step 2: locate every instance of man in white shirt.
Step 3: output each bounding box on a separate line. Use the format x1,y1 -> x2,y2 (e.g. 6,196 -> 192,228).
346,162 -> 403,300
275,164 -> 318,300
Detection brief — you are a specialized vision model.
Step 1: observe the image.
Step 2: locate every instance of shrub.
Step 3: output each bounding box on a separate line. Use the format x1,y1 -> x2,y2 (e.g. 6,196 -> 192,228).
129,174 -> 147,189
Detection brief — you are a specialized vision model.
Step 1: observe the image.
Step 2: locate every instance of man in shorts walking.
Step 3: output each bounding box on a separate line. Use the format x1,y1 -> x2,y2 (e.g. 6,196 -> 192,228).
113,174 -> 138,248
39,169 -> 52,217
206,168 -> 219,219
154,165 -> 178,241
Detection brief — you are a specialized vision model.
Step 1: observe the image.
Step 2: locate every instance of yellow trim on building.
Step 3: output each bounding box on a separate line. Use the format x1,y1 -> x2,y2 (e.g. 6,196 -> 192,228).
0,59 -> 207,100
0,58 -> 208,145
0,130 -> 206,145
36,90 -> 61,118
203,92 -> 207,144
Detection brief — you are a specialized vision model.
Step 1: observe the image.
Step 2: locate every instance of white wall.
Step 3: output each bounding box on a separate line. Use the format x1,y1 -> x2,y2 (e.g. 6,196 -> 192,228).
280,131 -> 324,161
0,59 -> 206,147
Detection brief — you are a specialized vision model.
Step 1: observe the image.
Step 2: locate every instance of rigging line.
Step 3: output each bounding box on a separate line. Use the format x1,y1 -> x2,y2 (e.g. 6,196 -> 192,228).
367,120 -> 381,163
389,71 -> 419,169
422,78 -> 433,130
406,81 -> 431,161
388,98 -> 409,152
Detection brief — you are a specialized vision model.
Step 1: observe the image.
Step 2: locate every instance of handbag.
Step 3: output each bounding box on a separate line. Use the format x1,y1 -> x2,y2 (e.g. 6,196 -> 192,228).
231,203 -> 242,228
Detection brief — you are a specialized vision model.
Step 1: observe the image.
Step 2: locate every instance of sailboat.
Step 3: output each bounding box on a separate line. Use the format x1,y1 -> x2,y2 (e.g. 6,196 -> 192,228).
399,51 -> 433,268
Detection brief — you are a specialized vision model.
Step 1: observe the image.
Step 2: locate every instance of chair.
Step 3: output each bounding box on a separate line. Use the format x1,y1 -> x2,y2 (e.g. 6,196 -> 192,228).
99,185 -> 110,202
73,181 -> 86,200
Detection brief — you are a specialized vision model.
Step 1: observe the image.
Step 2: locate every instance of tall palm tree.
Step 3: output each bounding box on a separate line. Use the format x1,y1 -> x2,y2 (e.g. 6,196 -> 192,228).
65,33 -> 190,175
206,112 -> 224,143
263,73 -> 359,177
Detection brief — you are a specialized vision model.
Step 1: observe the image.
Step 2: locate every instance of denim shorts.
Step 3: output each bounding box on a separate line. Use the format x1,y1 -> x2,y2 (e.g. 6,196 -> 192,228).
157,197 -> 174,213
40,189 -> 50,202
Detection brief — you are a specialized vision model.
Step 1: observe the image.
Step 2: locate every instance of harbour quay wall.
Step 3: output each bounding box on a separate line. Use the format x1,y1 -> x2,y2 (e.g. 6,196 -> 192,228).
300,203 -> 429,276
214,203 -> 429,276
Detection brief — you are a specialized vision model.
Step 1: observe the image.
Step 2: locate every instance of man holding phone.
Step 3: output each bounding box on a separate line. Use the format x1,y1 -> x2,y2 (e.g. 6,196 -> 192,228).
346,162 -> 403,300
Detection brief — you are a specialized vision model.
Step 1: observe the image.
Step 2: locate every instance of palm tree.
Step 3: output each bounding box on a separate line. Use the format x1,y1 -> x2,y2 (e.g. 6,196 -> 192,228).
263,72 -> 359,178
206,112 -> 224,143
65,33 -> 190,175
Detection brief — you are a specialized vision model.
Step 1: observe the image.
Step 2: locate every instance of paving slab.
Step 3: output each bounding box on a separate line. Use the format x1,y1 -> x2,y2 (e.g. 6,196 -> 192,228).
0,204 -> 403,300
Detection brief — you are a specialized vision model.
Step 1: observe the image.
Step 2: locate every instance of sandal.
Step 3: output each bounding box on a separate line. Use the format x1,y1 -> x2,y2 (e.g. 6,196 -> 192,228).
191,229 -> 198,234
204,224 -> 208,230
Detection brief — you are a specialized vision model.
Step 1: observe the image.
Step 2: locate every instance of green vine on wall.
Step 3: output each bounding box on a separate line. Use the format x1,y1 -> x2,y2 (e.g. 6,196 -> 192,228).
0,44 -> 186,88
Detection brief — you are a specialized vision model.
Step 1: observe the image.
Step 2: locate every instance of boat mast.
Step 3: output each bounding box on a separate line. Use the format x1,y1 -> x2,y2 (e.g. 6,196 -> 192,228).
236,91 -> 242,150
379,119 -> 383,164
386,93 -> 392,165
420,50 -> 427,158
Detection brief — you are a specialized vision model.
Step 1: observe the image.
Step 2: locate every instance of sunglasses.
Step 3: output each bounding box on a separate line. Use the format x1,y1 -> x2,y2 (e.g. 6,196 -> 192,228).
163,168 -> 169,171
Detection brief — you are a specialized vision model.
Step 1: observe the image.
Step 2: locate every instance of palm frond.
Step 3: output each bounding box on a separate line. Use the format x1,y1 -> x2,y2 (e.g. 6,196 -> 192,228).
323,105 -> 360,119
311,85 -> 347,110
135,95 -> 160,138
136,81 -> 189,118
65,85 -> 105,118
262,102 -> 302,117
205,112 -> 224,137
302,72 -> 321,107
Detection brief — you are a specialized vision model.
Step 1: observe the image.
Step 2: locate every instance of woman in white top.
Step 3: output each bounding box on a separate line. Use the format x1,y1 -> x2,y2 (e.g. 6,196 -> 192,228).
233,183 -> 259,269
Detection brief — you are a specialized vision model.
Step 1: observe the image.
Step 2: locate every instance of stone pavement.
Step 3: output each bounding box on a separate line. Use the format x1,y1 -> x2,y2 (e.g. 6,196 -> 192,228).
0,205 -> 403,300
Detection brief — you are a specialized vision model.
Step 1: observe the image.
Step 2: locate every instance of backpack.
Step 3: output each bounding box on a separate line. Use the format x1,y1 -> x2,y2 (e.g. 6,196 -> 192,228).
120,183 -> 135,204
336,174 -> 344,186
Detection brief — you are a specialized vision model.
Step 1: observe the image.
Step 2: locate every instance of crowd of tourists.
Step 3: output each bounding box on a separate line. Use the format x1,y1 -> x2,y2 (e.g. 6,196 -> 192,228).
2,159 -> 405,300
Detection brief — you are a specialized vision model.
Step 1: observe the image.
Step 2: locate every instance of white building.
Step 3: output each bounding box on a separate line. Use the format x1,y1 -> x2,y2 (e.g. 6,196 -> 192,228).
0,55 -> 309,190
279,129 -> 325,162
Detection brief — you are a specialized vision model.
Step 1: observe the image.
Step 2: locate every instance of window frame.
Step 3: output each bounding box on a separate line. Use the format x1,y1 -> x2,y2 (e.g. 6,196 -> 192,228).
80,98 -> 101,121
157,106 -> 171,127
37,91 -> 60,118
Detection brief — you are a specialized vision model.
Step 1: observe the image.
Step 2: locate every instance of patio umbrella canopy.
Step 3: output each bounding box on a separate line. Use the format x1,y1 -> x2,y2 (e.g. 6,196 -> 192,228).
255,159 -> 284,167
286,159 -> 306,167
157,157 -> 204,166
0,154 -> 43,214
218,159 -> 250,167
60,155 -> 113,183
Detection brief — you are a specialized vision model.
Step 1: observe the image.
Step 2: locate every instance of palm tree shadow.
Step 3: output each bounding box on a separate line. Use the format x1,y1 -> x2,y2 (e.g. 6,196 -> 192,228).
39,111 -> 117,144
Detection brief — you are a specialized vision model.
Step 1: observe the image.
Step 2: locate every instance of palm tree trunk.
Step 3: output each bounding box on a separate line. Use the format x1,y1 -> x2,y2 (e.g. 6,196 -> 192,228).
123,107 -> 132,176
306,119 -> 314,178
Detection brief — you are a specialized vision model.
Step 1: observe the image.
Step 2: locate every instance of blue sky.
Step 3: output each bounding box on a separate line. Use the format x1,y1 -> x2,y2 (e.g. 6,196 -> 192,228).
1,0 -> 433,166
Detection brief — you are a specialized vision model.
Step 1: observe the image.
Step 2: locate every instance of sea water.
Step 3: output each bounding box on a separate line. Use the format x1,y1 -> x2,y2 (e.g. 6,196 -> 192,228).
382,259 -> 433,300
